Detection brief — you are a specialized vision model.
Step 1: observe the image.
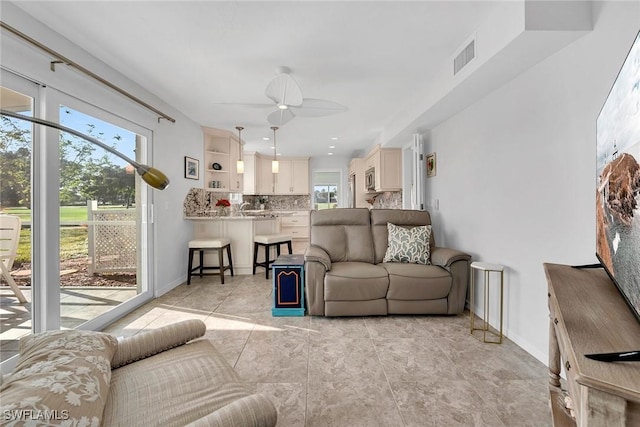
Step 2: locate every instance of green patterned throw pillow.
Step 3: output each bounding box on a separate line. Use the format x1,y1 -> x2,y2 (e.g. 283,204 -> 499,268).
383,223 -> 431,264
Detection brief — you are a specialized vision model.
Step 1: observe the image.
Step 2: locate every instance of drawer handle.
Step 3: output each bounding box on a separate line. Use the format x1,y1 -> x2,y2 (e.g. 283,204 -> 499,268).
554,318 -> 558,325
565,360 -> 571,371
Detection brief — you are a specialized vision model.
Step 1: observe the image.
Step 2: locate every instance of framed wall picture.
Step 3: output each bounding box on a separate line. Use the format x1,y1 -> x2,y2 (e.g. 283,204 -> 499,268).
184,156 -> 199,180
426,152 -> 436,177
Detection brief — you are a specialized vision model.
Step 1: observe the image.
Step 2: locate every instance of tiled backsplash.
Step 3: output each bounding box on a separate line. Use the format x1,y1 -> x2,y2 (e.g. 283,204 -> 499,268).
184,188 -> 311,217
370,191 -> 403,209
184,188 -> 401,217
242,195 -> 311,210
183,188 -> 232,217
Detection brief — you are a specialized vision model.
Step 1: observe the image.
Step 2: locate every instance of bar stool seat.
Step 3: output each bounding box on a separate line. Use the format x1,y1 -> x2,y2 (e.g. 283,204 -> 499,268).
253,234 -> 292,279
187,238 -> 233,285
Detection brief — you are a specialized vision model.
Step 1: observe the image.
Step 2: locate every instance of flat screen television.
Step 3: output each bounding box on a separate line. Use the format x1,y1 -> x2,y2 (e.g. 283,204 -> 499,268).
596,30 -> 640,323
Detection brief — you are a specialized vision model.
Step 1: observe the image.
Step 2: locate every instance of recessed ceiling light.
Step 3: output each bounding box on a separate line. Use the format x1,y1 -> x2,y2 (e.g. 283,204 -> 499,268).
270,146 -> 275,149
328,152 -> 334,155
263,137 -> 270,141
329,145 -> 335,149
330,137 -> 339,140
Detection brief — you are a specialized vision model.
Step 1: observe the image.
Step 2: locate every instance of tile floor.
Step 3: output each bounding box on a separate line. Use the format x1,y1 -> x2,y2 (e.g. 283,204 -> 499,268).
102,273 -> 552,427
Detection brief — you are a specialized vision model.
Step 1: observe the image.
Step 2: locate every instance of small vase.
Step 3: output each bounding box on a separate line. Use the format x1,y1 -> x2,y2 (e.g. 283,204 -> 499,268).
217,206 -> 228,216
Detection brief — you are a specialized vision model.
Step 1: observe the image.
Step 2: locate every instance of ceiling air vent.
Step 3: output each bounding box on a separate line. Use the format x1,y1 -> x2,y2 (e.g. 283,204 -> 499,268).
454,39 -> 475,75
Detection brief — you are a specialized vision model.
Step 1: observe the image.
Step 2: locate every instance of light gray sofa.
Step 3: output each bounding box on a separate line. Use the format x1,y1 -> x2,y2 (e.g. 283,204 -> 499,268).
304,208 -> 471,316
1,320 -> 277,427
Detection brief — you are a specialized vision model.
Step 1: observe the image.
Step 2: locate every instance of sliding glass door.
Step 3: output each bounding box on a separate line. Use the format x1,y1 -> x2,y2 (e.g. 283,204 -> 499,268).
1,71 -> 154,368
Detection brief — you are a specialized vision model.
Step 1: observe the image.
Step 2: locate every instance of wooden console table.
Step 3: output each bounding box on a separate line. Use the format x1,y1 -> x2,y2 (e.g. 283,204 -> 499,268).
545,263 -> 640,426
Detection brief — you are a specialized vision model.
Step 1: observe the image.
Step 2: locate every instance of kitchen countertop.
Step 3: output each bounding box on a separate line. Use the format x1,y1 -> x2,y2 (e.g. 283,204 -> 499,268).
185,210 -> 300,220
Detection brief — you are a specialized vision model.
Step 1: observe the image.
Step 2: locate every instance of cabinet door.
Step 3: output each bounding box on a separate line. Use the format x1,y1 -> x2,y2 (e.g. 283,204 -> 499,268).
229,138 -> 242,192
258,156 -> 274,195
275,159 -> 293,194
379,149 -> 401,191
242,153 -> 257,195
291,159 -> 309,194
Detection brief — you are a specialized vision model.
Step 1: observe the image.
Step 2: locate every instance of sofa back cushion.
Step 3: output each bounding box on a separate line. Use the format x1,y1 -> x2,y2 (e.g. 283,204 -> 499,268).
371,209 -> 434,264
310,208 -> 374,263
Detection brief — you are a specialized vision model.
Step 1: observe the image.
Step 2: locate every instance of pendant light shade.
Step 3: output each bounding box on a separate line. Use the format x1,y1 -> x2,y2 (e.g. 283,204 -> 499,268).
271,126 -> 279,174
235,126 -> 244,174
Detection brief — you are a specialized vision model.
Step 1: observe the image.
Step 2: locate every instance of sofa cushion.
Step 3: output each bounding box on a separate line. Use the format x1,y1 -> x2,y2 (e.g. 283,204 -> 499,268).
310,209 -> 374,263
103,339 -> 265,427
383,223 -> 431,264
324,262 -> 389,301
382,262 -> 452,300
371,209 -> 434,264
0,330 -> 117,426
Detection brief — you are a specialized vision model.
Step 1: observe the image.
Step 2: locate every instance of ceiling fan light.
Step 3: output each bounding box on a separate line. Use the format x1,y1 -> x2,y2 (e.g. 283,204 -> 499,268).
278,104 -> 288,110
272,160 -> 279,174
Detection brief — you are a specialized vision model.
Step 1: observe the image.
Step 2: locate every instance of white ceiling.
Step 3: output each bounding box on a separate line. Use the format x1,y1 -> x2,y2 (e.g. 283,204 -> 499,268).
12,1 -> 501,158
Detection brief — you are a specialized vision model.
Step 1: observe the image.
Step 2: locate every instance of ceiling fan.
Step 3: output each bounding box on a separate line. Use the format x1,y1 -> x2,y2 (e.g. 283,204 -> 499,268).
228,67 -> 347,126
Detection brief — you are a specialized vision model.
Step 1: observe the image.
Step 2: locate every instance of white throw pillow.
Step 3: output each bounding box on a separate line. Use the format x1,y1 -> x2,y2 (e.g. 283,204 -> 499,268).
383,223 -> 431,264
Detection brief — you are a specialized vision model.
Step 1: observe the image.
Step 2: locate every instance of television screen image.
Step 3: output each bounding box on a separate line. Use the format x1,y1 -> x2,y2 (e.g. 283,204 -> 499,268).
596,31 -> 640,322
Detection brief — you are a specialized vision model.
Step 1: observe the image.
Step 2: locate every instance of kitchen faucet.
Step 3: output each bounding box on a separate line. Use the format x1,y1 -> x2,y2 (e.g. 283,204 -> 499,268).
240,202 -> 250,211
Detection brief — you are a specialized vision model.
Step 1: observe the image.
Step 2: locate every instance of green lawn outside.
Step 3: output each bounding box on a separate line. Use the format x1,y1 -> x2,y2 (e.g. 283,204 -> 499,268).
3,205 -> 129,264
3,205 -> 129,223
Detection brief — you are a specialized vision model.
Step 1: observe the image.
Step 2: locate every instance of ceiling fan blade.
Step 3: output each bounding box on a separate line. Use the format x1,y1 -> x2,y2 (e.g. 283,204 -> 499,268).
265,73 -> 303,107
291,98 -> 348,117
267,108 -> 295,126
214,102 -> 274,109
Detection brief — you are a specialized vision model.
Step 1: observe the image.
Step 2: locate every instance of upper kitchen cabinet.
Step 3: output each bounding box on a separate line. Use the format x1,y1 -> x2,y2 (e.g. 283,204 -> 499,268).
275,158 -> 309,195
364,145 -> 401,192
243,153 -> 309,195
202,127 -> 243,192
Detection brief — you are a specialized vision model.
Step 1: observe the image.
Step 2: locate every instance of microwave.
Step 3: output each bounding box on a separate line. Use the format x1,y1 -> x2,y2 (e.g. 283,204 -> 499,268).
365,167 -> 376,191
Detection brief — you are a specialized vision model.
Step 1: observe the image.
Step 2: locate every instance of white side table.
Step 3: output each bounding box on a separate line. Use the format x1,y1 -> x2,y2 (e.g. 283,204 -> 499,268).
469,261 -> 505,344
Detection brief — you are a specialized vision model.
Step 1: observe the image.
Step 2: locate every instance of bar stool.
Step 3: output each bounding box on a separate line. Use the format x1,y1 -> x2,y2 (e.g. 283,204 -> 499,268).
187,238 -> 234,285
253,234 -> 292,279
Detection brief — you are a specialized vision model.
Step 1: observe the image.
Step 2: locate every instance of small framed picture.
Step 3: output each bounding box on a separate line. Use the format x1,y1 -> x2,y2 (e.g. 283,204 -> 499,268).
184,156 -> 199,180
426,152 -> 436,177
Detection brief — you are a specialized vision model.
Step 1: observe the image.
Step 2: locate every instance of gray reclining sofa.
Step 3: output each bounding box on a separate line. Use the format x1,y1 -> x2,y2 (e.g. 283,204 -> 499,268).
304,208 -> 471,316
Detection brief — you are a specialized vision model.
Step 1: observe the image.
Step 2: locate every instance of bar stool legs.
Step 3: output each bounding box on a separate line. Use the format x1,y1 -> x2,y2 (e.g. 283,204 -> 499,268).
187,238 -> 233,285
253,234 -> 293,279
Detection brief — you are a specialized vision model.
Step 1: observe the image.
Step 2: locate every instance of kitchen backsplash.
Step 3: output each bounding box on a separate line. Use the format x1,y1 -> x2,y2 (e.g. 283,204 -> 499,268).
242,195 -> 311,210
371,191 -> 402,209
183,188 -> 232,217
184,188 -> 400,217
184,188 -> 311,217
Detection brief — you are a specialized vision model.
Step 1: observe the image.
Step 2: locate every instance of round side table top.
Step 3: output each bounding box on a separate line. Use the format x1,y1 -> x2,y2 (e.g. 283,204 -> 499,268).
470,261 -> 504,272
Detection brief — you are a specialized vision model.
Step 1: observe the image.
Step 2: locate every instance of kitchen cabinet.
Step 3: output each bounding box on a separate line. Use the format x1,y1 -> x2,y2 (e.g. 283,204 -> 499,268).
242,152 -> 257,195
202,127 -> 243,192
279,211 -> 310,254
243,154 -> 308,195
364,145 -> 401,192
348,158 -> 368,208
275,158 -> 309,195
257,155 -> 275,195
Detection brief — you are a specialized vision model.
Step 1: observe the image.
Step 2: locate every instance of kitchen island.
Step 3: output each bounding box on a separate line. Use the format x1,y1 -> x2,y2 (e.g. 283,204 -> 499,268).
186,216 -> 279,275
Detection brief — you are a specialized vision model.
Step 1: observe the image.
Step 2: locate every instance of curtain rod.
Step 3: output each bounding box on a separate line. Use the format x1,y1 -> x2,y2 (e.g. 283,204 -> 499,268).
1,21 -> 176,123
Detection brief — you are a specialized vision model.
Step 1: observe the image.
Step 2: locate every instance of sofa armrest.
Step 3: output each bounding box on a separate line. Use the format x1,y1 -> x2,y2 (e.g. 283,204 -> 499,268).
111,319 -> 206,369
304,244 -> 331,270
430,246 -> 471,268
185,394 -> 277,427
304,245 -> 330,316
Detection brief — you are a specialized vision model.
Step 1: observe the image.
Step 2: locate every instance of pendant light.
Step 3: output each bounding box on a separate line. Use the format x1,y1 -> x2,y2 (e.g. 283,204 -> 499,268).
271,126 -> 279,173
235,126 -> 244,174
